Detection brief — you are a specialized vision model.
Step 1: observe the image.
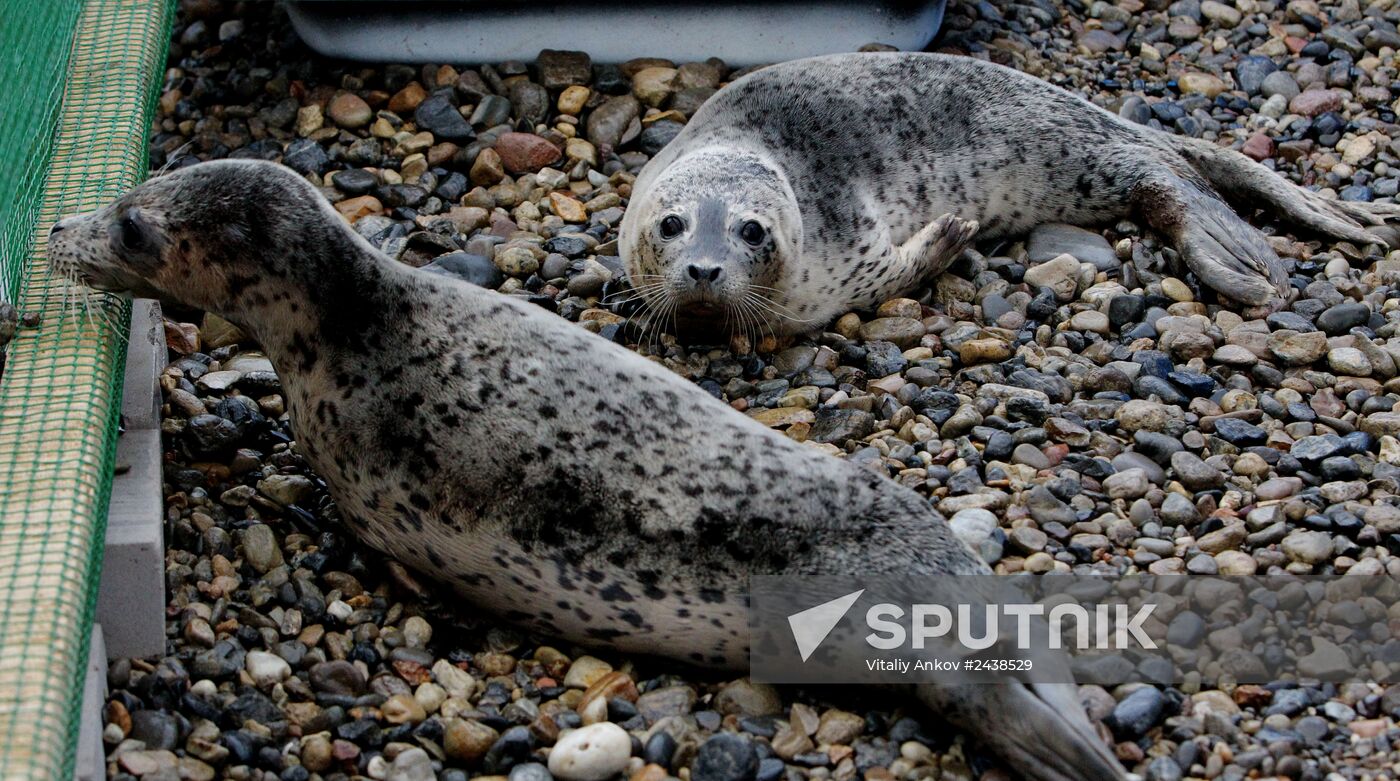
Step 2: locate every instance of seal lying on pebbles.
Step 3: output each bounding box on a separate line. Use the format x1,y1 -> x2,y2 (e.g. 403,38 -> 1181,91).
49,159 -> 1123,781
620,52 -> 1400,332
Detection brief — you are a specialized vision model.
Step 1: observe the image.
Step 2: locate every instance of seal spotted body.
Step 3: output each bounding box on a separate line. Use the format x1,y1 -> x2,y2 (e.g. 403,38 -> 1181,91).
50,160 -> 1123,781
620,52 -> 1400,332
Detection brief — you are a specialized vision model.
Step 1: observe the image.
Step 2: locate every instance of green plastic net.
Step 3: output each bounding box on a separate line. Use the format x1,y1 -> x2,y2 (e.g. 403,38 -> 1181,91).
0,0 -> 173,778
0,2 -> 83,302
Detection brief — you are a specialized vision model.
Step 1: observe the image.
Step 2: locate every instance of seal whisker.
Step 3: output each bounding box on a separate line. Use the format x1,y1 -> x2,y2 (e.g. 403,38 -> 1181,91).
735,293 -> 776,342
602,282 -> 667,298
156,140 -> 196,176
733,295 -> 764,349
744,291 -> 818,325
658,298 -> 678,352
45,264 -> 131,343
632,293 -> 673,354
742,282 -> 789,295
602,283 -> 669,306
629,286 -> 669,344
643,305 -> 668,353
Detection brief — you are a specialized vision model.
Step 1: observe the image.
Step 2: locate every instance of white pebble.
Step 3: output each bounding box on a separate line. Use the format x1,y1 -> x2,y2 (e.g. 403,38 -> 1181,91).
548,722 -> 632,781
245,650 -> 290,688
327,600 -> 353,621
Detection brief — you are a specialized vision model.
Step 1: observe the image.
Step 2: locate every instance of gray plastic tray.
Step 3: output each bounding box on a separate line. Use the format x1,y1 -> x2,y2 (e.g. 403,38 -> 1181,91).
286,1 -> 946,66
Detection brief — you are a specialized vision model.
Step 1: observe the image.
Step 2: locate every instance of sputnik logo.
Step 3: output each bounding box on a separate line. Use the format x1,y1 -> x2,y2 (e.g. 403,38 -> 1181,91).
787,589 -> 864,662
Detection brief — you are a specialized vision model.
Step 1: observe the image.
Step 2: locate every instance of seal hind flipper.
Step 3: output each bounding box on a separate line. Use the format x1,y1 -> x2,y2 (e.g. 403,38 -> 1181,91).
1169,135 -> 1400,246
917,681 -> 1126,781
1131,169 -> 1290,310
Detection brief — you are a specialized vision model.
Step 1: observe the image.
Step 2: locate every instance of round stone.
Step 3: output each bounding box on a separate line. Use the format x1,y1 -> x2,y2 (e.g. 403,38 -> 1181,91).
1069,310 -> 1110,333
1328,347 -> 1372,376
548,723 -> 632,781
244,650 -> 290,688
327,92 -> 372,128
1160,278 -> 1193,302
692,733 -> 759,781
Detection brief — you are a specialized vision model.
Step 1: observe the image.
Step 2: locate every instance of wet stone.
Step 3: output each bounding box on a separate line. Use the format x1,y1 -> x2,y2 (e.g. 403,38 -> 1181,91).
415,93 -> 475,141
1318,302 -> 1369,335
310,660 -> 366,695
130,710 -> 180,750
1027,224 -> 1119,271
282,138 -> 329,174
331,168 -> 378,196
692,733 -> 759,781
537,49 -> 593,89
1109,295 -> 1146,328
808,408 -> 876,445
1213,418 -> 1266,446
424,252 -> 504,289
484,726 -> 536,773
470,95 -> 513,127
1107,687 -> 1167,739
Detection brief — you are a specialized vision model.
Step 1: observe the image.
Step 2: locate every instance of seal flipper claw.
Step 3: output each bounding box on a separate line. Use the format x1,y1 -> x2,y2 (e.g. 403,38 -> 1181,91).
1132,171 -> 1289,310
917,681 -> 1125,781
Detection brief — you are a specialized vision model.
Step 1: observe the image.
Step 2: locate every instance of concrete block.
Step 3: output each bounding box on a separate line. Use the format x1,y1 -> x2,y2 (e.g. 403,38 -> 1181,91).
99,302 -> 167,660
121,299 -> 162,430
74,625 -> 106,781
98,429 -> 166,660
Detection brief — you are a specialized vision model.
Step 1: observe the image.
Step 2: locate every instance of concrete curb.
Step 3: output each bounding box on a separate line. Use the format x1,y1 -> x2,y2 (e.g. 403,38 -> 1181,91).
74,625 -> 106,781
97,299 -> 166,660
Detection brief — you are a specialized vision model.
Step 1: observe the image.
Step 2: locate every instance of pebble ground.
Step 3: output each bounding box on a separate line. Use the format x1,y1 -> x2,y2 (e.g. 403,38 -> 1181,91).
105,0 -> 1400,779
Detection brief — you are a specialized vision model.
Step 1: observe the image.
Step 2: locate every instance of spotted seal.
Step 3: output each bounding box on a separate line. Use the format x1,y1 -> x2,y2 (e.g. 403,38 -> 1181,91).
48,159 -> 1122,781
620,52 -> 1400,332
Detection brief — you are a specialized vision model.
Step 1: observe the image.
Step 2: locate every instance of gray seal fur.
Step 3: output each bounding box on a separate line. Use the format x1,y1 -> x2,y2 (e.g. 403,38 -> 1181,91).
49,159 -> 1123,781
620,52 -> 1400,332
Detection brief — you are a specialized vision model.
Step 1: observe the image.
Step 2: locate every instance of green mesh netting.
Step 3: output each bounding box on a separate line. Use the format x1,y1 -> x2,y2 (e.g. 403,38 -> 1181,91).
0,0 -> 173,778
0,1 -> 83,302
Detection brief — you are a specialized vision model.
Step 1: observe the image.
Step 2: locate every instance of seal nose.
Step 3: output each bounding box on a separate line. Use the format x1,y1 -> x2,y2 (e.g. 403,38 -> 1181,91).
685,264 -> 723,283
49,216 -> 78,237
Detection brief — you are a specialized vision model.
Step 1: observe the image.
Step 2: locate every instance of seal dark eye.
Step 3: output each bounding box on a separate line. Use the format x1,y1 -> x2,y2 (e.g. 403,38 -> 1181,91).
740,220 -> 767,247
659,215 -> 685,240
119,215 -> 146,252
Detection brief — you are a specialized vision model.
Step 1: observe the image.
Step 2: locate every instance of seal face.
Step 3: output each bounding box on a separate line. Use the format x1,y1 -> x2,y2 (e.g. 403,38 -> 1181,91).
620,149 -> 806,335
48,160 -> 1126,781
621,52 -> 1400,332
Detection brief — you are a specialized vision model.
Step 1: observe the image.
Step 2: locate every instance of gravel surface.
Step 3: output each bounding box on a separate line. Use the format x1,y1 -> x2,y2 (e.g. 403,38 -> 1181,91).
105,0 -> 1400,779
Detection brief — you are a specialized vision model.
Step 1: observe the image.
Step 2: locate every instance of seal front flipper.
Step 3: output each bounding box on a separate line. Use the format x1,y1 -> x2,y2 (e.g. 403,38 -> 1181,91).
862,213 -> 979,305
917,681 -> 1125,781
1131,170 -> 1290,313
899,213 -> 979,276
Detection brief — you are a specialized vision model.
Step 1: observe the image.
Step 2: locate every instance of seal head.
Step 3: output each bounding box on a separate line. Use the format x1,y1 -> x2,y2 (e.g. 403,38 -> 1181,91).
48,161 -> 352,324
49,198 -> 173,302
620,147 -> 804,334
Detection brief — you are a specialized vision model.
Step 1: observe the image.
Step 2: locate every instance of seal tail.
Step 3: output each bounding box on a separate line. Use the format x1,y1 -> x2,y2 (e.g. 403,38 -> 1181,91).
916,681 -> 1126,781
1163,134 -> 1400,247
